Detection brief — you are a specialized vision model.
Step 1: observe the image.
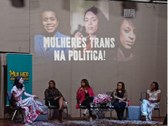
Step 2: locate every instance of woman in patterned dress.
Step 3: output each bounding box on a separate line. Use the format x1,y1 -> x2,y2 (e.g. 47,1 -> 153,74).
11,76 -> 46,124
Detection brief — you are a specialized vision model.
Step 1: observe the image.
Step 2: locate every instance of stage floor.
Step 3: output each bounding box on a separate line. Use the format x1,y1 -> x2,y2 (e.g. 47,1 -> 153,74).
0,117 -> 165,126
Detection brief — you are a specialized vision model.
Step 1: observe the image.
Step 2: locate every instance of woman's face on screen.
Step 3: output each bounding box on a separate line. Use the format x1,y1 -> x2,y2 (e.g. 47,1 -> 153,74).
42,11 -> 59,33
119,19 -> 136,50
84,11 -> 98,36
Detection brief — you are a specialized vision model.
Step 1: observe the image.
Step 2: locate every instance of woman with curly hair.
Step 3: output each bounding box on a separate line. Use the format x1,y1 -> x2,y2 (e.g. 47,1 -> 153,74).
141,81 -> 161,121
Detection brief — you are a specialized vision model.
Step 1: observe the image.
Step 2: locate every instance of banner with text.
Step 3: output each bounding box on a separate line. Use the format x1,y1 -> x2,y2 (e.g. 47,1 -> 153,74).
6,54 -> 32,105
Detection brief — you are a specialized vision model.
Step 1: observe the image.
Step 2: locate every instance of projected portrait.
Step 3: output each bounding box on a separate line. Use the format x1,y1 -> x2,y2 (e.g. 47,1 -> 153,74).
34,10 -> 69,59
74,6 -> 109,51
114,18 -> 136,62
42,10 -> 58,34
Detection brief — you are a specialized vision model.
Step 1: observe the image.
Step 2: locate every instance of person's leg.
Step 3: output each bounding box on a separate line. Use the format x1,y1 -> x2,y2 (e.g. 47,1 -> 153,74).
22,106 -> 32,124
112,101 -> 121,120
58,109 -> 63,122
58,97 -> 64,110
21,97 -> 43,122
141,99 -> 149,120
81,97 -> 94,117
147,103 -> 156,120
22,97 -> 44,113
148,109 -> 152,120
49,99 -> 60,119
81,99 -> 88,116
119,102 -> 126,120
118,109 -> 124,120
83,109 -> 88,116
57,97 -> 64,122
87,97 -> 94,117
81,97 -> 94,119
116,109 -> 121,120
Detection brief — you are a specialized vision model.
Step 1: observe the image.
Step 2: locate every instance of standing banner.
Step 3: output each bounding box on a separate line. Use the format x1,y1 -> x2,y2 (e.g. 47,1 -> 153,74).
6,53 -> 32,105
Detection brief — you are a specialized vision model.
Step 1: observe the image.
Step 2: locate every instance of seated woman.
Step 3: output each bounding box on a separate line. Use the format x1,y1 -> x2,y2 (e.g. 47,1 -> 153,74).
141,81 -> 161,121
76,79 -> 94,119
44,80 -> 65,122
11,76 -> 46,124
112,82 -> 127,120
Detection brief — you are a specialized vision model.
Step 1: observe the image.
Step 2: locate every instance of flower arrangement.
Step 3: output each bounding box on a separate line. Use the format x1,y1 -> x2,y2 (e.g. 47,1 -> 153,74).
93,93 -> 112,105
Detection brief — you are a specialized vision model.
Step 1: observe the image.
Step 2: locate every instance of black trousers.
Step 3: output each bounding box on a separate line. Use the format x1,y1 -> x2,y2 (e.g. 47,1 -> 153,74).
81,97 -> 94,117
112,100 -> 126,120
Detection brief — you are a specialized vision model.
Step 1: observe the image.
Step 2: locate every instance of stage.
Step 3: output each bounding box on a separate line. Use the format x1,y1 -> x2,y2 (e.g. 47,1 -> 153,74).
0,116 -> 165,126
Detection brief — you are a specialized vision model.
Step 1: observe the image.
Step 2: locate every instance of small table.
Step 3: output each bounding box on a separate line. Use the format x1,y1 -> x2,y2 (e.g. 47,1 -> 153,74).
91,102 -> 114,119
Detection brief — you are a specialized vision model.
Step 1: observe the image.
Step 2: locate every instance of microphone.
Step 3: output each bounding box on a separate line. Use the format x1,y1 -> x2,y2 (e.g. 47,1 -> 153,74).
78,24 -> 83,32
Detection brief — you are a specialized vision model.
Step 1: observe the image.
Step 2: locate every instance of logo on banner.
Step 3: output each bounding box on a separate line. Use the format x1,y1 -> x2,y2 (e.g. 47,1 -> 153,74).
9,70 -> 29,81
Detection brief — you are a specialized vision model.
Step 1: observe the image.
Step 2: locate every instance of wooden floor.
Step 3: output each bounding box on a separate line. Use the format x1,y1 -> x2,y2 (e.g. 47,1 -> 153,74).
0,117 -> 165,126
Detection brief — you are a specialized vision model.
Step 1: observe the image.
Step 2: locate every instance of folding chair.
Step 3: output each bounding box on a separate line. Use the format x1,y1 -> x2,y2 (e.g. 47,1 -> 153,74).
79,105 -> 87,117
7,91 -> 25,122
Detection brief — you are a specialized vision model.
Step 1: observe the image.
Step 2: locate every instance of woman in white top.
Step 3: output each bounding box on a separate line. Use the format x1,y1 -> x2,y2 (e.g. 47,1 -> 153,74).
11,76 -> 46,124
141,81 -> 161,121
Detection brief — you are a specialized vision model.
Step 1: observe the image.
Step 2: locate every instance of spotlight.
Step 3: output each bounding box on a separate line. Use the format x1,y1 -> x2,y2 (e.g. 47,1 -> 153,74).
10,0 -> 25,8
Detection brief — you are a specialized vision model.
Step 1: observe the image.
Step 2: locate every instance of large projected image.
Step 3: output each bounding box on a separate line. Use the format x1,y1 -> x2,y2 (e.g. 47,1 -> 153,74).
31,0 -> 164,64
